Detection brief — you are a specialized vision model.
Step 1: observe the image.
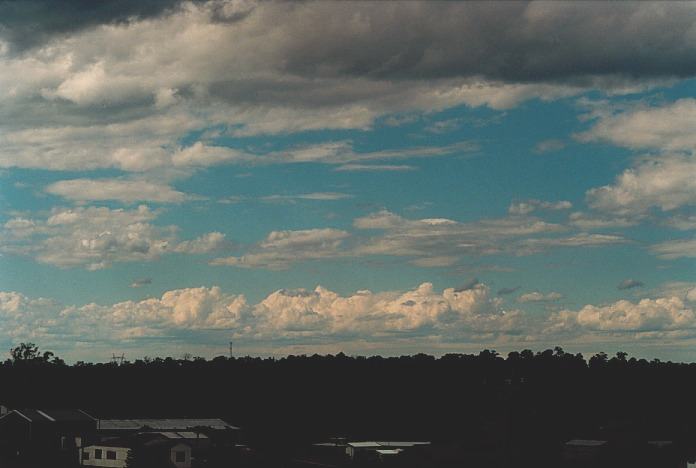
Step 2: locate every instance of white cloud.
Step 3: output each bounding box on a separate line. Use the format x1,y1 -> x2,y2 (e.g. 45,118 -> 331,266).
1,205 -> 228,269
650,238 -> 696,260
654,282 -> 696,303
45,178 -> 190,203
533,139 -> 566,154
586,154 -> 696,216
517,291 -> 563,303
0,287 -> 250,350
508,199 -> 572,216
4,1 -> 685,174
252,282 -> 519,338
333,164 -> 416,172
0,282 -> 524,354
552,297 -> 696,332
6,282 -> 696,357
174,232 -> 231,254
567,211 -> 638,230
353,210 -> 572,260
577,99 -> 696,152
210,228 -> 349,270
260,192 -> 353,203
518,233 -> 626,254
208,209 -> 625,270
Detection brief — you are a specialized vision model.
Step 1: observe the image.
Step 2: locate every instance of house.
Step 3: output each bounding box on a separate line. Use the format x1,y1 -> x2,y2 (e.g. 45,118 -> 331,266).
80,436 -> 193,468
81,439 -> 130,468
345,441 -> 430,460
0,408 -> 97,464
563,439 -> 608,467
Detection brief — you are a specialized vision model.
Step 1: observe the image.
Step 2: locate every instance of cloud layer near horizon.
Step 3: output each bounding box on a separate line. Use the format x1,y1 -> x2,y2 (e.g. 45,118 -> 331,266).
2,281 -> 696,360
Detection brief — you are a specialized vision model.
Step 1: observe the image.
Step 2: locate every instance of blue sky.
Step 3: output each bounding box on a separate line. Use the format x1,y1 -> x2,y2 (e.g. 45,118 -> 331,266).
1,1 -> 695,361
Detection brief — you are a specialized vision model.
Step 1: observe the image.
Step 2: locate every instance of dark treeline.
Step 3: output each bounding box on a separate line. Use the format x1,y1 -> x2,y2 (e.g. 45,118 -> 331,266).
1,344 -> 695,465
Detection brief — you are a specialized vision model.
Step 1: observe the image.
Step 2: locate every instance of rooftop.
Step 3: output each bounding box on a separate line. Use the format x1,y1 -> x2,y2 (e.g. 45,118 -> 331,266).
99,418 -> 238,431
7,408 -> 95,423
565,440 -> 608,447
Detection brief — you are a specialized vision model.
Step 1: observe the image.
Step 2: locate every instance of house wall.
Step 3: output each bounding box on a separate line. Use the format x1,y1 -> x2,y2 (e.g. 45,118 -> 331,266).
169,443 -> 192,468
81,445 -> 129,468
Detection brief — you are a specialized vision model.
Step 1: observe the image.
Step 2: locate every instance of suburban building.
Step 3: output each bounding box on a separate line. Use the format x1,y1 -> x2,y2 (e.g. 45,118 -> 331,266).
81,440 -> 130,468
563,439 -> 608,467
345,441 -> 431,460
0,408 -> 97,465
80,435 -> 193,468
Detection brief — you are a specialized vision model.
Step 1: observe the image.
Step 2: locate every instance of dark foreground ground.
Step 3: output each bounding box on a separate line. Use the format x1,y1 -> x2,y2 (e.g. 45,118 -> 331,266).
2,347 -> 696,467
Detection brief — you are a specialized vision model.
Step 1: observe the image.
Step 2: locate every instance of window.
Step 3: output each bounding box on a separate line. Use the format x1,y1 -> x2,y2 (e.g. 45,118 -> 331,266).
107,450 -> 117,460
83,452 -> 90,461
175,451 -> 186,462
95,449 -> 102,459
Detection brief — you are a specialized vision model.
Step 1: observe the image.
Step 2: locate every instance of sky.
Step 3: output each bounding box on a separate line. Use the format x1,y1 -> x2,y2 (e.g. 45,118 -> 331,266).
1,0 -> 696,362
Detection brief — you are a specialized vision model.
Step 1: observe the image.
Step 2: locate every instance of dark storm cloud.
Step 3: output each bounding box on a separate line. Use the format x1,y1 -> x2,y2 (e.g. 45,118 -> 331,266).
266,1 -> 696,83
455,278 -> 481,292
497,286 -> 521,296
0,0 -> 193,53
4,1 -> 696,84
618,279 -> 645,290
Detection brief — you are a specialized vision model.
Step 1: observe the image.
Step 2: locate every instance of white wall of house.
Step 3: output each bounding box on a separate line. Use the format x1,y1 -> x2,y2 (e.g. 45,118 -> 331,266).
169,442 -> 192,468
81,445 -> 130,468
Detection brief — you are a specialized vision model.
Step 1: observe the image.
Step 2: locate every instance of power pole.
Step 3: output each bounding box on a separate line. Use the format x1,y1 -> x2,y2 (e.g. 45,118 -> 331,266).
229,341 -> 233,359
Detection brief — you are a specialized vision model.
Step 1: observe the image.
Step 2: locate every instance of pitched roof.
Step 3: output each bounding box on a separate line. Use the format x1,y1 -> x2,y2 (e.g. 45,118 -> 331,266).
11,408 -> 95,423
99,418 -> 238,431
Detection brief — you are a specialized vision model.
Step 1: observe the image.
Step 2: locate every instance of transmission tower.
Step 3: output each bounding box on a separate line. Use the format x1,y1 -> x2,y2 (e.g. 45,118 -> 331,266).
111,353 -> 125,365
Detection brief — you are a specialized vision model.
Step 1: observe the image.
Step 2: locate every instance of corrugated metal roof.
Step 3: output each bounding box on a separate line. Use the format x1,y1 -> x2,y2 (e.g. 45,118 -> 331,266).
13,409 -> 96,423
566,440 -> 607,447
348,441 -> 430,449
146,431 -> 209,439
99,418 -> 238,431
376,449 -> 403,455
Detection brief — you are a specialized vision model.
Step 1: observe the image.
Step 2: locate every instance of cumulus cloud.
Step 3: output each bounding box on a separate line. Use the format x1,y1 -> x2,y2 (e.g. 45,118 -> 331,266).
577,99 -> 696,153
1,205 -> 229,269
0,287 -> 250,351
174,232 -> 231,254
586,154 -> 696,216
655,282 -> 696,303
0,282 -> 525,354
551,297 -> 696,333
6,283 -> 696,357
252,282 -> 520,338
